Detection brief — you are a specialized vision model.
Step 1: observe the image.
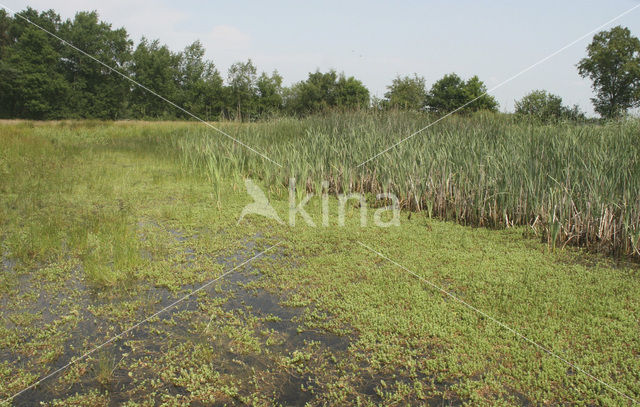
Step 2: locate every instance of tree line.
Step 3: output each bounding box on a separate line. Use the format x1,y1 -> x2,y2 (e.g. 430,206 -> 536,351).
1,8 -> 639,121
0,8 -> 371,120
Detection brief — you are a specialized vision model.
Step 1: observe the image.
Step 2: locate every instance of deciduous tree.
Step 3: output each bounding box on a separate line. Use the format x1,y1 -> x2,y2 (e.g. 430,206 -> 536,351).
515,90 -> 584,122
129,38 -> 182,118
384,74 -> 427,110
179,41 -> 224,120
578,26 -> 640,119
59,11 -> 132,119
227,59 -> 258,120
425,73 -> 498,114
0,8 -> 70,119
256,70 -> 283,117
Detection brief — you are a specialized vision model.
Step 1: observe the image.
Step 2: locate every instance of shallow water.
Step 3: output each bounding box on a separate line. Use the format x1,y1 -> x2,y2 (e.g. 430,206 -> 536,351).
3,232 -> 351,406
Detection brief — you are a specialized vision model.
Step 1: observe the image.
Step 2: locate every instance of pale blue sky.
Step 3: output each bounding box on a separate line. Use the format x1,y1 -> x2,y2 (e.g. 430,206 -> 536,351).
5,0 -> 640,115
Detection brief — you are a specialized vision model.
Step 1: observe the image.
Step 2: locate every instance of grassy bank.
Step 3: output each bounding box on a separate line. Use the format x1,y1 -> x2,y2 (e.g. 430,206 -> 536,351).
0,121 -> 639,405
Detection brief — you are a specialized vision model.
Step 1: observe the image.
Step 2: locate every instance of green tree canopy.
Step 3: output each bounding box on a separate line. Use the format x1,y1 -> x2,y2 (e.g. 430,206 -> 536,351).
578,26 -> 640,119
59,11 -> 132,119
256,70 -> 284,117
515,90 -> 584,122
179,41 -> 224,120
335,75 -> 369,109
227,59 -> 258,120
0,8 -> 70,119
0,10 -> 11,54
295,70 -> 339,114
425,73 -> 498,114
129,37 -> 182,118
284,70 -> 369,116
384,74 -> 427,110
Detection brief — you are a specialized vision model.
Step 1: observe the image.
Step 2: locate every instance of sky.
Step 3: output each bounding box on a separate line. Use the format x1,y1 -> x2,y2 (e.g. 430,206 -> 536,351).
3,0 -> 640,116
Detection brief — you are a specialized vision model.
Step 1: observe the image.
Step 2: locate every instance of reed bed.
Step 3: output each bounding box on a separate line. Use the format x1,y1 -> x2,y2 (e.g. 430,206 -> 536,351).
139,111 -> 640,256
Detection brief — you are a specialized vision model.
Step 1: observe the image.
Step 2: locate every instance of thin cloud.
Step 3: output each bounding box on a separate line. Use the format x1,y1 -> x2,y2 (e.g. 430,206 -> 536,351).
205,25 -> 251,52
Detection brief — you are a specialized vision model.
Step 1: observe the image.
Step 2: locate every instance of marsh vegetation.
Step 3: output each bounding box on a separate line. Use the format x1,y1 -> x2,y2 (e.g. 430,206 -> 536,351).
165,111 -> 640,256
0,120 -> 639,405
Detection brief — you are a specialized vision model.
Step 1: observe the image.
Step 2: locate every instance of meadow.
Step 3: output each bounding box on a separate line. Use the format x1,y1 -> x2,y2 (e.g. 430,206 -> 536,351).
0,118 -> 639,406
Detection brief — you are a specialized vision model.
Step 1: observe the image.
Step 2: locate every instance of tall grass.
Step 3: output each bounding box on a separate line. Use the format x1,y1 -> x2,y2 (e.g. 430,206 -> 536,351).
0,123 -> 144,283
141,111 -> 639,257
20,114 -> 633,257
